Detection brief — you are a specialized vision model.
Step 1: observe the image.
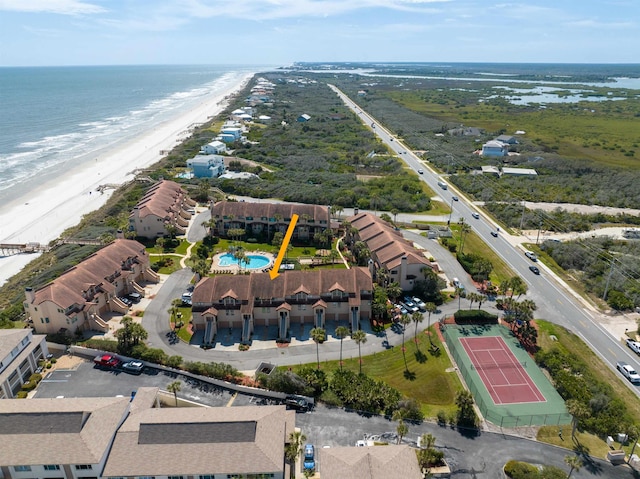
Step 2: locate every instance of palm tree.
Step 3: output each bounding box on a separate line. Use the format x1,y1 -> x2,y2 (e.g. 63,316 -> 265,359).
396,418 -> 408,445
412,311 -> 423,345
476,293 -> 487,309
510,276 -> 528,298
467,292 -> 478,309
425,302 -> 437,344
167,380 -> 181,407
564,455 -> 583,478
399,314 -> 411,351
285,430 -> 307,478
566,399 -> 591,439
310,327 -> 326,369
335,325 -> 350,369
386,282 -> 403,303
458,218 -> 471,254
352,329 -> 367,374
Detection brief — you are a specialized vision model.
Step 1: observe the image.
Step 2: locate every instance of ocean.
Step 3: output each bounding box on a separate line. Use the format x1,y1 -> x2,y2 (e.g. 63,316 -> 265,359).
0,64 -> 267,204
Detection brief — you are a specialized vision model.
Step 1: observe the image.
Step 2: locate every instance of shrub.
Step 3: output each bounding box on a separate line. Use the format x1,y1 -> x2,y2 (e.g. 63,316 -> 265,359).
436,410 -> 447,426
16,391 -> 28,399
453,309 -> 498,324
21,381 -> 37,391
50,358 -> 57,364
29,373 -> 43,383
504,460 -> 540,478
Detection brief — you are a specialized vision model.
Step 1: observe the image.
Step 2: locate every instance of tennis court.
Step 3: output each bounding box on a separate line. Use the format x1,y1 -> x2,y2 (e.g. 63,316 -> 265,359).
460,336 -> 546,404
443,324 -> 570,427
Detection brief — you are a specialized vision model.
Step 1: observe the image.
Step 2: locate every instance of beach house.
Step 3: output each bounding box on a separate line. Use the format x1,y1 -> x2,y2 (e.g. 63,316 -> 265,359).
346,212 -> 437,291
187,154 -> 225,178
297,113 -> 311,122
481,140 -> 509,157
192,268 -> 372,344
200,139 -> 227,155
129,180 -> 195,239
23,239 -> 158,336
210,201 -> 330,241
0,329 -> 49,399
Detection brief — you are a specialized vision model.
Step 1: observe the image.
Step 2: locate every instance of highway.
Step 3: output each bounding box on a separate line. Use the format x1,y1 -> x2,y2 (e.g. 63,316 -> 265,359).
329,84 -> 640,399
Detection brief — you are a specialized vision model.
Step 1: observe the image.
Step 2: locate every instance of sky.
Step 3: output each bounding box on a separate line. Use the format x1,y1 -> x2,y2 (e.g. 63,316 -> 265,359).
0,0 -> 638,66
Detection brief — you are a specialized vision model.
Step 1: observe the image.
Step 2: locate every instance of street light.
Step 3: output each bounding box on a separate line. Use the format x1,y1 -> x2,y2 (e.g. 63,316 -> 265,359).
447,197 -> 454,225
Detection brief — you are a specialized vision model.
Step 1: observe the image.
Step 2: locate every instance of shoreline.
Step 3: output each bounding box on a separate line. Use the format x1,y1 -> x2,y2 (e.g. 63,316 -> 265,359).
0,71 -> 256,286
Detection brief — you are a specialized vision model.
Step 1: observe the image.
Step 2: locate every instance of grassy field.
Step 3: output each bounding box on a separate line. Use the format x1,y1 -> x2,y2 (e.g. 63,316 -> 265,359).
451,227 -> 515,285
294,328 -> 463,418
386,89 -> 640,169
536,320 -> 640,456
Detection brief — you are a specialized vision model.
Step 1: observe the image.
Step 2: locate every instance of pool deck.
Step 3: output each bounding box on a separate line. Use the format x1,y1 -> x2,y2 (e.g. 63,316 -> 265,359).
210,251 -> 275,274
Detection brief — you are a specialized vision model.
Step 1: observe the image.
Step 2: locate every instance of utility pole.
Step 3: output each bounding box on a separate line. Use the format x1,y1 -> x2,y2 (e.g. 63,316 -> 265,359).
535,216 -> 543,244
520,200 -> 526,231
602,258 -> 615,301
448,197 -> 454,225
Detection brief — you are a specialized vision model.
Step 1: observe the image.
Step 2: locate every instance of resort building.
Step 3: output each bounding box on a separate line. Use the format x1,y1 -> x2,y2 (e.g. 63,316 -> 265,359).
346,213 -> 437,291
23,239 -> 158,336
0,387 -> 295,479
192,268 -> 373,344
481,140 -> 509,157
128,180 -> 195,239
319,445 -> 423,479
187,154 -> 225,178
0,329 -> 48,399
210,201 -> 330,241
0,394 -> 131,479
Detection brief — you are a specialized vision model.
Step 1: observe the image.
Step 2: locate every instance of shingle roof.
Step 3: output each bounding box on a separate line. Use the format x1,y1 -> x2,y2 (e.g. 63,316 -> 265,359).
0,329 -> 31,358
133,180 -> 189,219
31,239 -> 148,310
319,445 -> 423,479
211,201 -> 329,224
347,213 -> 433,271
0,397 -> 130,466
103,406 -> 292,476
192,268 -> 372,306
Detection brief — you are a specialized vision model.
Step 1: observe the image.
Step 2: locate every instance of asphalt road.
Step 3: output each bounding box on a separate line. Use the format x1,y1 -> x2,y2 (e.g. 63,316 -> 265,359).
32,362 -> 635,479
330,84 -> 640,399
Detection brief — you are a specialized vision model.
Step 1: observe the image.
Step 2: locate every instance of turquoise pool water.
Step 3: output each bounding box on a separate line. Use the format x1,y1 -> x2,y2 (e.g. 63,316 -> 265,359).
218,253 -> 270,270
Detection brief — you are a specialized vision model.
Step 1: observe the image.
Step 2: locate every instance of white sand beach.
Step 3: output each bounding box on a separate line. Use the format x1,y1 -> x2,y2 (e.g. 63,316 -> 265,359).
0,71 -> 255,286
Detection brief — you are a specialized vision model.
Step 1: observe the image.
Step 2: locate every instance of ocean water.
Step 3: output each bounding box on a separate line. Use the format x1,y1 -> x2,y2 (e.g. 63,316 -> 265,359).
0,64 -> 265,203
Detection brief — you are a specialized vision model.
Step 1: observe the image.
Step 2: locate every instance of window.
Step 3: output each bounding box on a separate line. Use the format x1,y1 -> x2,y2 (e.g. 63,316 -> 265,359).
14,466 -> 32,472
199,475 -> 214,479
298,304 -> 306,311
138,476 -> 156,479
75,465 -> 93,470
168,476 -> 184,479
44,465 -> 61,471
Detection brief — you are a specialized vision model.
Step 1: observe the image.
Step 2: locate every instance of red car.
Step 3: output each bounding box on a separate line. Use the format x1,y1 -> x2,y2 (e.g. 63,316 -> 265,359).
94,354 -> 121,369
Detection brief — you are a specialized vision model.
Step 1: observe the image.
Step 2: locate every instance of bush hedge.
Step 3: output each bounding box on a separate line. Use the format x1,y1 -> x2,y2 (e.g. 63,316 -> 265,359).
453,309 -> 498,324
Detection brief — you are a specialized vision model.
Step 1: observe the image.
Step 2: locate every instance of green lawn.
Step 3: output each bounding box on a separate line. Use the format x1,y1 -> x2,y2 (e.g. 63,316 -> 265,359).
146,239 -> 190,255
295,327 -> 463,418
451,228 -> 515,284
152,256 -> 182,275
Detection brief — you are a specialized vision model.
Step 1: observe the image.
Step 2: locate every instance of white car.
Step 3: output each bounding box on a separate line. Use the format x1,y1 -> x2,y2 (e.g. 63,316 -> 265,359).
412,297 -> 426,311
471,212 -> 480,219
525,251 -> 538,262
616,361 -> 640,383
626,338 -> 640,355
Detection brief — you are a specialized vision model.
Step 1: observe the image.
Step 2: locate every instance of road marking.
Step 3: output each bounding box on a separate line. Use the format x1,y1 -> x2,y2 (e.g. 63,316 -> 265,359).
41,379 -> 69,383
227,392 -> 238,407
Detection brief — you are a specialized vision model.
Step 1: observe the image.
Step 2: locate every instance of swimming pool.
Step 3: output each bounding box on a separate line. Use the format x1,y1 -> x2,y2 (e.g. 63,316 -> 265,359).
218,253 -> 271,270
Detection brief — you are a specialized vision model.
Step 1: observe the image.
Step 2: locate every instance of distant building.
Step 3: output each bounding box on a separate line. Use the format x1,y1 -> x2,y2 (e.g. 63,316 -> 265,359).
129,180 -> 195,239
501,167 -> 537,177
346,212 -> 437,291
495,134 -> 518,145
258,114 -> 272,123
447,126 -> 483,136
24,239 -> 158,336
220,126 -> 243,140
187,154 -> 225,178
481,140 -> 508,157
297,113 -> 311,122
218,133 -> 237,143
210,201 -> 330,241
481,165 -> 501,175
0,329 -> 48,399
200,139 -> 227,155
192,268 -> 373,344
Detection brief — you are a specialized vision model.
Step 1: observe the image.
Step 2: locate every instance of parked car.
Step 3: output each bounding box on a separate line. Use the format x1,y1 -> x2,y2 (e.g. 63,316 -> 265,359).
181,292 -> 193,306
412,297 -> 426,311
121,360 -> 144,375
471,212 -> 480,219
525,251 -> 538,261
127,292 -> 142,303
529,266 -> 540,275
118,296 -> 132,306
94,354 -> 121,369
402,302 -> 419,313
626,338 -> 640,355
395,304 -> 408,315
616,361 -> 640,383
285,397 -> 309,412
303,444 -> 315,470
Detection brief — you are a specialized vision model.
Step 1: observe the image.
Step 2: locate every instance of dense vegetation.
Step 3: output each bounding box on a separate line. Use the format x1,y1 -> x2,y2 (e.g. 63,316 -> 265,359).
539,237 -> 640,310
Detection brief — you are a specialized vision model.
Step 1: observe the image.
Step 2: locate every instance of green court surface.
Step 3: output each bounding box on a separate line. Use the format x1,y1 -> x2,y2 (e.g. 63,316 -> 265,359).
443,323 -> 571,428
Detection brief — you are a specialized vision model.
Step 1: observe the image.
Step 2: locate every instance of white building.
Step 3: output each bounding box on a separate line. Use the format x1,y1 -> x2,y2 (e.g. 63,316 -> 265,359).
200,140 -> 227,155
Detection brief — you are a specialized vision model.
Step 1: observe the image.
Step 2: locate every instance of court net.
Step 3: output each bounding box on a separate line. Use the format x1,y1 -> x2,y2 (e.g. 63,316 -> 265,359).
471,360 -> 527,371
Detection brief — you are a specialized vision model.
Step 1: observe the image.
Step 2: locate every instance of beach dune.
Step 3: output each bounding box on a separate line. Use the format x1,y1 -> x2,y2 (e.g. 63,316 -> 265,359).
0,72 -> 255,286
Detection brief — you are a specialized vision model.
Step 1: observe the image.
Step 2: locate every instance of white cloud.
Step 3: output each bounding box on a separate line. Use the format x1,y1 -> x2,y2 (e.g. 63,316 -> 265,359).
0,0 -> 105,15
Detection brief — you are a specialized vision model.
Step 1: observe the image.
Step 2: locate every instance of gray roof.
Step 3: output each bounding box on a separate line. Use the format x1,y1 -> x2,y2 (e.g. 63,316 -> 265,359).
0,328 -> 31,358
0,397 -> 130,466
103,405 -> 294,476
